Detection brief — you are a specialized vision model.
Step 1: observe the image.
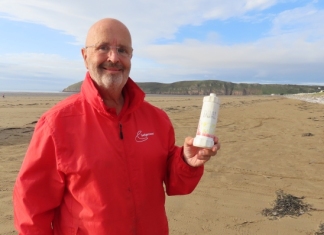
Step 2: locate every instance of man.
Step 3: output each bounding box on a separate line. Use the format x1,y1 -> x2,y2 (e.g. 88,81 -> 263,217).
13,18 -> 220,235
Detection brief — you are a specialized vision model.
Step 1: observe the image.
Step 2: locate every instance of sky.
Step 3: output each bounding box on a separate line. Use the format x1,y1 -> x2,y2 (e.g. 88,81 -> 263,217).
0,0 -> 323,92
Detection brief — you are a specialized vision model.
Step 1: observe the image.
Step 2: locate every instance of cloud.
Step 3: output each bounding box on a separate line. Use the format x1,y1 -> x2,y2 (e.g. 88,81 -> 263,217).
0,53 -> 85,91
0,0 -> 281,45
203,0 -> 278,19
0,0 -> 323,90
270,4 -> 324,40
137,2 -> 324,84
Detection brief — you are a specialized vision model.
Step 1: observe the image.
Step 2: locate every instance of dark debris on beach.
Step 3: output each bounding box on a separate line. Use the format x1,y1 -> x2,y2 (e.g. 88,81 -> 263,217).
315,223 -> 324,235
262,190 -> 313,220
302,132 -> 314,137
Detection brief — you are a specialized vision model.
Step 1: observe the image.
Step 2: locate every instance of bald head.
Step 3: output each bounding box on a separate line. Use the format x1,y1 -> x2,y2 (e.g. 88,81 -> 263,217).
81,18 -> 132,99
85,18 -> 132,48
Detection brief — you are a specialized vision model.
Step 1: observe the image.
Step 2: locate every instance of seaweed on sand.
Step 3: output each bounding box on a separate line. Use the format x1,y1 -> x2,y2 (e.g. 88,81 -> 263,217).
262,190 -> 312,220
315,223 -> 324,235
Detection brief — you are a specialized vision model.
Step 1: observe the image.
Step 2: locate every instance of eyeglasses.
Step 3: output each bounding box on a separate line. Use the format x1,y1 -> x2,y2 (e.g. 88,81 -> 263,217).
85,44 -> 133,58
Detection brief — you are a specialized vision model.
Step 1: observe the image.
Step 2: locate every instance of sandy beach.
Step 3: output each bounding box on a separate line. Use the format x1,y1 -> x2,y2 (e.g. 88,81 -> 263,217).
1,93 -> 324,235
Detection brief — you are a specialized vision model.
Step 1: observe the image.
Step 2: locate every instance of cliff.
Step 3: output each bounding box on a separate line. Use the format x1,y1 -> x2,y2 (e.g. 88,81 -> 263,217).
63,80 -> 320,95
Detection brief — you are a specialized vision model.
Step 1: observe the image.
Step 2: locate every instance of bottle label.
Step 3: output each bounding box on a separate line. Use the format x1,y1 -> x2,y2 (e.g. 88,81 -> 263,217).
193,94 -> 220,148
196,102 -> 218,137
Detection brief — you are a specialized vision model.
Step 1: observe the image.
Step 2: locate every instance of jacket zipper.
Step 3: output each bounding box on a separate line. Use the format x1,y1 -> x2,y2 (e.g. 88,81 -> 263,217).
119,123 -> 124,139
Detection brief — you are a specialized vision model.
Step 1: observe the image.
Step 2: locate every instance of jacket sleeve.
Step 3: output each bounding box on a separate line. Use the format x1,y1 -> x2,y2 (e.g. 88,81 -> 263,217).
164,123 -> 204,196
13,117 -> 65,235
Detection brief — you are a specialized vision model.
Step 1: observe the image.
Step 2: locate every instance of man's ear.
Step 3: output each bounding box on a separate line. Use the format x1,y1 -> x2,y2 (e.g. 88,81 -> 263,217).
81,48 -> 88,69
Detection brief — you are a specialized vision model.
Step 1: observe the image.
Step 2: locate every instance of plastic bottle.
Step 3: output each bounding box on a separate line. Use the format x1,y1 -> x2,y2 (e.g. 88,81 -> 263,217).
193,93 -> 220,148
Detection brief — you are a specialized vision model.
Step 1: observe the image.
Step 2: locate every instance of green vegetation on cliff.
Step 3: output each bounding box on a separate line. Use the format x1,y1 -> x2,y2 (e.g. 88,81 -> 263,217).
63,80 -> 320,95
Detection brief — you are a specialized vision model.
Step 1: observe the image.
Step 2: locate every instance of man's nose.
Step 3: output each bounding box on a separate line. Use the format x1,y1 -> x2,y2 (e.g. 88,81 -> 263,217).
107,48 -> 120,63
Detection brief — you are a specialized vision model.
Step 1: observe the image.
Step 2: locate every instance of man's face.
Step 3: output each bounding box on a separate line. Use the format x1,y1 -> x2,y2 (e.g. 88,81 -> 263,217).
82,20 -> 132,92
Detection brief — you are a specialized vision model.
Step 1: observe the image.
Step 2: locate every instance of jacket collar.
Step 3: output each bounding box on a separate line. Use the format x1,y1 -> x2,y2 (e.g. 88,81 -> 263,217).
81,72 -> 145,117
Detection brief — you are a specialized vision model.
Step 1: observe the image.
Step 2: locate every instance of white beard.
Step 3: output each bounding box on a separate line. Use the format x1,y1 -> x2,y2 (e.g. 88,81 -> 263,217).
100,73 -> 124,90
90,69 -> 126,92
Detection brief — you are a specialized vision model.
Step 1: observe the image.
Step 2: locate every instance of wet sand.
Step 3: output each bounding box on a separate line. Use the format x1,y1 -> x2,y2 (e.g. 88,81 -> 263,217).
1,93 -> 324,235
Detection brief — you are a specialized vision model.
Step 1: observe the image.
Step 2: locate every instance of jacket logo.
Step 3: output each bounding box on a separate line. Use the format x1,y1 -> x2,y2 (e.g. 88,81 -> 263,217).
135,131 -> 154,142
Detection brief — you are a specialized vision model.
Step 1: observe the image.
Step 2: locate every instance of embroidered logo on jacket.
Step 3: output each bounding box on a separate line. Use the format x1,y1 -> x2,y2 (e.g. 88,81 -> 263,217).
135,130 -> 154,142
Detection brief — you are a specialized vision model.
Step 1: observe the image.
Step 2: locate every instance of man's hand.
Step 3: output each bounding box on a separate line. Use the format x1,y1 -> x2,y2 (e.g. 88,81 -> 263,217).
183,136 -> 220,167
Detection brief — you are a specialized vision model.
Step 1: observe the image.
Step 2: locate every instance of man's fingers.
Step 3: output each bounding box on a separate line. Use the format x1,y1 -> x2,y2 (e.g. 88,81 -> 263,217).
197,155 -> 211,161
184,136 -> 194,146
214,142 -> 221,151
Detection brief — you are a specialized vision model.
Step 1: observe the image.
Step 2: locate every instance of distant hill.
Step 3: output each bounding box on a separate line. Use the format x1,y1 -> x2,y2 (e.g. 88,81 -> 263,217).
62,80 -> 321,95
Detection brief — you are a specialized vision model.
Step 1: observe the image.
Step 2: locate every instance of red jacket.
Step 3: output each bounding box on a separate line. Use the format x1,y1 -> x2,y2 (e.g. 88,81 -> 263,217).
13,72 -> 204,235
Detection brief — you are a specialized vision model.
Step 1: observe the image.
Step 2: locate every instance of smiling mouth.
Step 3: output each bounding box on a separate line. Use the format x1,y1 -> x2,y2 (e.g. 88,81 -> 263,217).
101,66 -> 122,72
101,63 -> 123,71
106,67 -> 121,71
